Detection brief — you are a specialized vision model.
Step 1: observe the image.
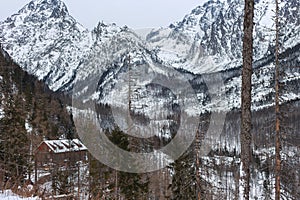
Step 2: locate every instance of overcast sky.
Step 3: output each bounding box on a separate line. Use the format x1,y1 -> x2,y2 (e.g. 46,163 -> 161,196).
0,0 -> 206,29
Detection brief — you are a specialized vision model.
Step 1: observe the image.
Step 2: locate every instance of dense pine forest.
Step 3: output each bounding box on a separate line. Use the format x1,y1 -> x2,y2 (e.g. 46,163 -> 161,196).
0,47 -> 75,195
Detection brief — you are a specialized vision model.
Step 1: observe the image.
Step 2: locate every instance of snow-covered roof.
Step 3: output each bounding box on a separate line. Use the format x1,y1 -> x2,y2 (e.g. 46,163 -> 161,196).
41,139 -> 87,153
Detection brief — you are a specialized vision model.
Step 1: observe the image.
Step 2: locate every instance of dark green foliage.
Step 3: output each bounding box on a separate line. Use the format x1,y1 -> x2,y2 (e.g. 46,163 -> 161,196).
88,127 -> 149,199
52,168 -> 73,196
0,48 -> 75,188
119,171 -> 149,200
0,58 -> 30,184
0,92 -> 29,184
109,127 -> 130,151
88,153 -> 113,199
0,52 -> 75,141
28,79 -> 75,140
109,127 -> 149,199
170,147 -> 196,200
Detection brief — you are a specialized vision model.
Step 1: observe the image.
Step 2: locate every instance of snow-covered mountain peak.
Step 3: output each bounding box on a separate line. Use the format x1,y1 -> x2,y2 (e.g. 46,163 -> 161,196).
91,21 -> 149,44
0,0 -> 91,91
75,24 -> 157,83
91,22 -> 124,42
146,0 -> 299,74
146,0 -> 246,73
0,0 -> 299,114
1,0 -> 81,33
8,0 -> 69,24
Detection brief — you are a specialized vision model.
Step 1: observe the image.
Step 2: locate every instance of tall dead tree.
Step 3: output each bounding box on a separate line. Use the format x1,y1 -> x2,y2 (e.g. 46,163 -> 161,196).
241,0 -> 255,199
274,0 -> 281,199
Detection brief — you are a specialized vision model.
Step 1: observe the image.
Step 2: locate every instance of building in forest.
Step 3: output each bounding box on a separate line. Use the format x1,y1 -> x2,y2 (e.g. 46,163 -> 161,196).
34,139 -> 88,168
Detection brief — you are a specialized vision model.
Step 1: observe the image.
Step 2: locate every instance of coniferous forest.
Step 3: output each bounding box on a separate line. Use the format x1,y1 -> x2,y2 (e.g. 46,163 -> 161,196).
0,0 -> 300,199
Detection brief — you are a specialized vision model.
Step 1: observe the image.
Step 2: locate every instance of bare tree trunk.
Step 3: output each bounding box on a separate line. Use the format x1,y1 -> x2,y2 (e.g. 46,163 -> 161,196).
115,170 -> 119,200
77,163 -> 80,199
241,0 -> 255,199
274,0 -> 281,199
195,130 -> 201,200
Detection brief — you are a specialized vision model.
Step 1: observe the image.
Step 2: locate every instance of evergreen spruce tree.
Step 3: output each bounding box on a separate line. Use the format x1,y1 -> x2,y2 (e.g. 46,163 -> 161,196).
109,127 -> 149,200
170,147 -> 196,200
88,127 -> 149,199
0,65 -> 29,186
88,153 -> 112,199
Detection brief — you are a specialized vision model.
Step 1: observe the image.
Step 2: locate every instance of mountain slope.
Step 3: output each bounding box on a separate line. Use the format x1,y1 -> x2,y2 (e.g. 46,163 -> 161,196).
0,0 -> 91,91
145,0 -> 300,111
0,0 -> 299,118
146,0 -> 300,73
0,46 -> 75,140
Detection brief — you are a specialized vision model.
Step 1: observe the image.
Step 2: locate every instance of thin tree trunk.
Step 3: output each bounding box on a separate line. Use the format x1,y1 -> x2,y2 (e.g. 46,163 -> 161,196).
241,0 -> 254,199
195,130 -> 201,200
115,170 -> 118,200
274,0 -> 281,199
77,163 -> 80,199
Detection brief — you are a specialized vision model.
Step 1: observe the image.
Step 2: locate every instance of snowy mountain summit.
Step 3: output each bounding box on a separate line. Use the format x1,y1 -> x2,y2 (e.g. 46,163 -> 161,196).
0,0 -> 299,114
146,0 -> 300,73
0,0 -> 91,91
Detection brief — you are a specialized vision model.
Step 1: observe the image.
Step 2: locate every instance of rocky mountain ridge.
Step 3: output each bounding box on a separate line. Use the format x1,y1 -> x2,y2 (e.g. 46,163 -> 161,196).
0,0 -> 299,115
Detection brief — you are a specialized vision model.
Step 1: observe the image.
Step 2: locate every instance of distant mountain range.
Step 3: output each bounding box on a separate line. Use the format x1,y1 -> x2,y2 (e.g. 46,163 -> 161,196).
1,1 -> 299,198
0,0 -> 299,115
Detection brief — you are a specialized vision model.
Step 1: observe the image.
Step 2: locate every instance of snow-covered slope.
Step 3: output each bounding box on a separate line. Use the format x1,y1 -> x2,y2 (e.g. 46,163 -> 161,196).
145,0 -> 300,111
134,28 -> 155,40
0,0 -> 91,91
0,190 -> 39,200
146,0 -> 300,73
0,0 -> 299,113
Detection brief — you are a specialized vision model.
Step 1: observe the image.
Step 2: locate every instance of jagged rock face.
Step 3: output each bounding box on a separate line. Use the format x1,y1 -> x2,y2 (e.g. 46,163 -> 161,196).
146,0 -> 300,72
0,0 -> 299,115
145,0 -> 300,111
0,0 -> 91,91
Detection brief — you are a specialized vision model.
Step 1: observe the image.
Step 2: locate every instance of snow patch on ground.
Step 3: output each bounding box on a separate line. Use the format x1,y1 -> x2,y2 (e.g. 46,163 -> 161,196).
0,190 -> 39,200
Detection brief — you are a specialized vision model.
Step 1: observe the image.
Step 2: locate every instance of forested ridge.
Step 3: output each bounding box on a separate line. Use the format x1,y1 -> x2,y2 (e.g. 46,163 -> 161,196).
0,47 -> 75,191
